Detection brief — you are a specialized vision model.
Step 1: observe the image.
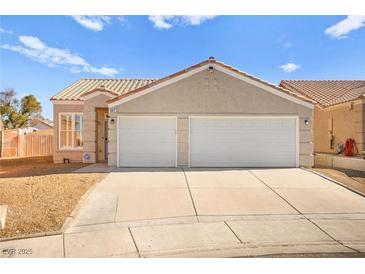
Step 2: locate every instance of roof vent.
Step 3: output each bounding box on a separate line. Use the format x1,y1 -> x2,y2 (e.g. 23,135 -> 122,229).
208,56 -> 215,60
99,85 -> 106,89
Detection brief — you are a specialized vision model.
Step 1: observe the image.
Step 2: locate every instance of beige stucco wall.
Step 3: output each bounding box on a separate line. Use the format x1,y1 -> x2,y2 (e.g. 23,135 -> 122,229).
108,69 -> 314,167
53,103 -> 83,163
313,100 -> 364,155
53,94 -> 111,164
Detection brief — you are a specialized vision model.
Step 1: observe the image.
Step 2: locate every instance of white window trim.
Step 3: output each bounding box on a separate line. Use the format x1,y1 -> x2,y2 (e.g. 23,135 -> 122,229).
58,112 -> 83,151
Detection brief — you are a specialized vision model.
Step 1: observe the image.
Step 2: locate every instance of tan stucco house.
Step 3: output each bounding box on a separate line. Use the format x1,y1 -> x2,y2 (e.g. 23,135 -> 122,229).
280,80 -> 365,170
50,57 -> 314,167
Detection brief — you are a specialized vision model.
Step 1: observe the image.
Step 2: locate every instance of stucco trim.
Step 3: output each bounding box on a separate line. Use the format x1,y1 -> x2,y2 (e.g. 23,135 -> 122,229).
108,62 -> 314,109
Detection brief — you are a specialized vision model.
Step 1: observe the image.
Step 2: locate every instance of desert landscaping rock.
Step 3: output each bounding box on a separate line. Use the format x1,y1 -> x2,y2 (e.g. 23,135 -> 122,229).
0,158 -> 106,238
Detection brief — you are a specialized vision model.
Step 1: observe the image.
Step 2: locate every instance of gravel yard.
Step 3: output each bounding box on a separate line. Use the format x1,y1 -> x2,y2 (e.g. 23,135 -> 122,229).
0,157 -> 106,238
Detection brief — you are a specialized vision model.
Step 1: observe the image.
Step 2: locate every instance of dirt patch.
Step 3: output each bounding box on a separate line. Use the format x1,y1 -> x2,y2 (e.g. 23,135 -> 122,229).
313,168 -> 365,195
0,157 -> 106,238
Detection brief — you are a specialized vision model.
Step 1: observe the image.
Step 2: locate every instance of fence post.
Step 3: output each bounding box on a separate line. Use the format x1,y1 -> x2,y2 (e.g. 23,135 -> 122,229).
18,130 -> 23,157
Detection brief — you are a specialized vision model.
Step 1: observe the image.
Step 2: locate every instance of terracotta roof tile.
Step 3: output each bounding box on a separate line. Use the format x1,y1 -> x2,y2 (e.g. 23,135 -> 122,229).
280,80 -> 365,107
51,58 -> 315,106
51,78 -> 155,101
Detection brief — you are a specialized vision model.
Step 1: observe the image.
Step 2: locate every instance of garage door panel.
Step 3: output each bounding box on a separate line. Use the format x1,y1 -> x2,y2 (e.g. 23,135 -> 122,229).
119,131 -> 176,144
190,117 -> 297,167
119,153 -> 174,167
118,117 -> 176,167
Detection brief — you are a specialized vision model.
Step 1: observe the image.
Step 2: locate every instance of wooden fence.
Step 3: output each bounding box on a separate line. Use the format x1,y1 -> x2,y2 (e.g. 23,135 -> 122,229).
0,129 -> 53,158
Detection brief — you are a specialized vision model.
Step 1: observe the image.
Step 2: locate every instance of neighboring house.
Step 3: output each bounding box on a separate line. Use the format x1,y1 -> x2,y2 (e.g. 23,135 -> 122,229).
280,80 -> 365,156
33,118 -> 54,130
51,57 -> 314,167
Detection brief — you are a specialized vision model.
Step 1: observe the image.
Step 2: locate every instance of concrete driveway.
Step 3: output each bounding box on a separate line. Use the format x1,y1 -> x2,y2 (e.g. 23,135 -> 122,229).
2,167 -> 365,258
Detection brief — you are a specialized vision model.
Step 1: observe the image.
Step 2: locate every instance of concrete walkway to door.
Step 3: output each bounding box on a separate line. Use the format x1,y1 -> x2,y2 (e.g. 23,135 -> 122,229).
2,167 -> 365,258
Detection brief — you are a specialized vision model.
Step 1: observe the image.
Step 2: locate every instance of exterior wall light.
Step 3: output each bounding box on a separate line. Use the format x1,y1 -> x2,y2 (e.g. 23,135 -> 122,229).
110,118 -> 115,125
208,66 -> 214,73
304,119 -> 310,125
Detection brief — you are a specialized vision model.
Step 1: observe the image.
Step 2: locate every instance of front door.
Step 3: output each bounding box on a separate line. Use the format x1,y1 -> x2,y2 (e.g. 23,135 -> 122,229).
96,108 -> 108,162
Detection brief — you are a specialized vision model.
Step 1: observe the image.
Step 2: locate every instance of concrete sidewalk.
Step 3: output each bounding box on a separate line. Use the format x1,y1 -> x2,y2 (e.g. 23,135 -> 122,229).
1,167 -> 365,258
1,214 -> 365,258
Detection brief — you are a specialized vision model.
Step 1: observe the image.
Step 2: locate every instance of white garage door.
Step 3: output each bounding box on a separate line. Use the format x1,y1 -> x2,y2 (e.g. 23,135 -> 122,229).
190,117 -> 298,167
118,116 -> 176,167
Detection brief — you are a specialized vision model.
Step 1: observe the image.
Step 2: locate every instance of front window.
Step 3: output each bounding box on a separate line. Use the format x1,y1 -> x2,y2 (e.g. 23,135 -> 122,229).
59,113 -> 83,149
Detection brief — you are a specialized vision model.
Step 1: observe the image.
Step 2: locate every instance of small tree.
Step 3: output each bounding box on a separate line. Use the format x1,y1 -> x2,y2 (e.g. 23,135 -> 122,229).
0,88 -> 42,129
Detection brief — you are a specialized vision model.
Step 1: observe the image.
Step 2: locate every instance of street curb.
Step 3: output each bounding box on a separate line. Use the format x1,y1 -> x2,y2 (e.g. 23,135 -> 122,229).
0,230 -> 62,243
301,168 -> 365,198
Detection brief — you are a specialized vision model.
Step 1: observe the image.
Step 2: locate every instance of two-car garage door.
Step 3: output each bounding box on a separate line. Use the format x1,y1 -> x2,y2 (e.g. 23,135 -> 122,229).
189,117 -> 297,167
117,116 -> 298,167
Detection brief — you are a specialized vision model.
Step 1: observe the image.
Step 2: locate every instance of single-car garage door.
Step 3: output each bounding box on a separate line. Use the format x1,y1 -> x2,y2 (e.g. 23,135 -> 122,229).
190,116 -> 298,167
118,116 -> 176,167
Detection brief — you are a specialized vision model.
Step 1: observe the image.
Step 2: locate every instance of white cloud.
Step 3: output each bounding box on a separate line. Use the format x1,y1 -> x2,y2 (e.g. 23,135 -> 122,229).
325,15 -> 365,39
19,36 -> 46,50
72,16 -> 111,31
0,27 -> 13,34
279,62 -> 301,73
1,35 -> 119,77
149,15 -> 216,30
148,16 -> 174,29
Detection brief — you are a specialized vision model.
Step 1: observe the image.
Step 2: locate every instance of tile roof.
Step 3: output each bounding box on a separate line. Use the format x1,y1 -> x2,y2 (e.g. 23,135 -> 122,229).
107,57 -> 315,105
280,80 -> 365,107
51,58 -> 314,106
51,78 -> 156,101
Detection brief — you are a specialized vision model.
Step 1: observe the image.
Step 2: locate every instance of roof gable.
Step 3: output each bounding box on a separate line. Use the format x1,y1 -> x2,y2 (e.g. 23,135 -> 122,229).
108,58 -> 314,109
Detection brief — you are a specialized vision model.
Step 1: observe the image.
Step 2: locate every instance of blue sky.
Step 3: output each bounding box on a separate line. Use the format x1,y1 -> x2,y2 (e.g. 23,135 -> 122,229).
1,15 -> 365,119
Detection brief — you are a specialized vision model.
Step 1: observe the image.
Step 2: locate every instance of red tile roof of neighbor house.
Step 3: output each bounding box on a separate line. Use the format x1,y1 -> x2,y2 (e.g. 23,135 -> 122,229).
280,80 -> 365,107
51,57 -> 314,105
